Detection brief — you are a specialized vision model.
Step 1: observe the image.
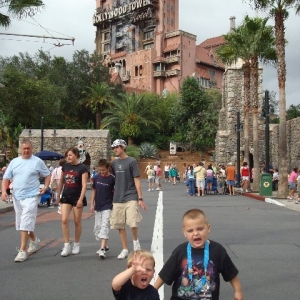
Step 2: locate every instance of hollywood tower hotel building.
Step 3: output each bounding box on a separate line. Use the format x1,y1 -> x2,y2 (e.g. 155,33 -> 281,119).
93,0 -> 225,94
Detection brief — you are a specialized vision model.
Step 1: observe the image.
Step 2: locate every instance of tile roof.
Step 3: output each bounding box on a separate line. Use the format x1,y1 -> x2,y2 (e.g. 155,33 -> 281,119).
197,67 -> 210,79
153,56 -> 166,63
196,36 -> 226,69
198,36 -> 226,49
163,43 -> 180,53
111,51 -> 126,59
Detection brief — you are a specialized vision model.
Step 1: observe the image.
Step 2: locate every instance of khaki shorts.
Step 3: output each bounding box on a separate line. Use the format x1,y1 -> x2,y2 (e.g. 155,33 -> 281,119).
110,201 -> 142,229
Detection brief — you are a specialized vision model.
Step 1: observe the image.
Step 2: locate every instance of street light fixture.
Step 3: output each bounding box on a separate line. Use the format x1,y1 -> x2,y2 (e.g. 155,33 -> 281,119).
261,90 -> 275,174
234,111 -> 243,188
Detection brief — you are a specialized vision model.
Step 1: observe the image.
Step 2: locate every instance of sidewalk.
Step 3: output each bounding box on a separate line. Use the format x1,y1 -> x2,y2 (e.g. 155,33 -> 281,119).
242,190 -> 300,212
0,199 -> 13,214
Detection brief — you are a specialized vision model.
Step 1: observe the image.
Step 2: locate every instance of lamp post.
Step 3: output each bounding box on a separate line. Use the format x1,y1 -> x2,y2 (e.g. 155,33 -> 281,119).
263,90 -> 273,174
235,111 -> 242,188
41,116 -> 44,151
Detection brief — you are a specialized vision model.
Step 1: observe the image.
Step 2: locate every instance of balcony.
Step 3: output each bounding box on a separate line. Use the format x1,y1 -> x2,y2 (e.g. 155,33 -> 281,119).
166,56 -> 180,64
122,74 -> 130,82
165,69 -> 180,76
153,70 -> 166,77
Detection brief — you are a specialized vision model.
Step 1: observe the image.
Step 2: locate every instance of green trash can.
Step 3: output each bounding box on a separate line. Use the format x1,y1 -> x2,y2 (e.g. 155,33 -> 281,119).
259,173 -> 273,196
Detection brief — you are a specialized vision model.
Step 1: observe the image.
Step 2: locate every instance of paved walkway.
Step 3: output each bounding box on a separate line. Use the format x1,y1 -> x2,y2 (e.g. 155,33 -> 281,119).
1,187 -> 300,214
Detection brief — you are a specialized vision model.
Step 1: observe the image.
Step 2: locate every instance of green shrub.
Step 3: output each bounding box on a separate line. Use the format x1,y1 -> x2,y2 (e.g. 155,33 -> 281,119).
139,143 -> 157,159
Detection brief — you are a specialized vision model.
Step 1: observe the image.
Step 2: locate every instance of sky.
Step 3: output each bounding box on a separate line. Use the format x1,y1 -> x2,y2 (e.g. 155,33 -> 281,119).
0,0 -> 299,107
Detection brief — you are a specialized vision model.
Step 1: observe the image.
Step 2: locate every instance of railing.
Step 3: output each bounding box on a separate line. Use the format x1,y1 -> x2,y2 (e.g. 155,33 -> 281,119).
166,56 -> 180,64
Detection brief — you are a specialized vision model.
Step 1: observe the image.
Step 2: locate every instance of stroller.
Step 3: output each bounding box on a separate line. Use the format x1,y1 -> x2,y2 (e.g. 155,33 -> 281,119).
40,187 -> 53,207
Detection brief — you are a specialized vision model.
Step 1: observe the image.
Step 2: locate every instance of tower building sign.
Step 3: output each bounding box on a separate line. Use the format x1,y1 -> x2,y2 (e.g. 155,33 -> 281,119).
93,0 -> 152,24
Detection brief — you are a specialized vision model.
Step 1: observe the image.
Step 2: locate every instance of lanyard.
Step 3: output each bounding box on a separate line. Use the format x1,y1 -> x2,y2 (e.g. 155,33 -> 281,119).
187,241 -> 209,291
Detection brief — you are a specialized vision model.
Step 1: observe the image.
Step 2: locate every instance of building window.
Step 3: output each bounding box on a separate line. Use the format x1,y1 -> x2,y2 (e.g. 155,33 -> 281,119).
155,64 -> 161,71
135,66 -> 138,77
171,19 -> 174,26
209,70 -> 215,77
103,32 -> 110,40
144,30 -> 154,40
104,43 -> 110,52
143,43 -> 154,49
139,65 -> 143,76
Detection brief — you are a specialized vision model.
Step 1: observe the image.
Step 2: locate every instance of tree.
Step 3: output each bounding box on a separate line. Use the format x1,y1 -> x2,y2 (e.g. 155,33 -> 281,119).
286,104 -> 300,120
0,0 -> 44,28
246,0 -> 300,197
80,82 -> 114,129
218,16 -> 276,191
101,92 -> 161,145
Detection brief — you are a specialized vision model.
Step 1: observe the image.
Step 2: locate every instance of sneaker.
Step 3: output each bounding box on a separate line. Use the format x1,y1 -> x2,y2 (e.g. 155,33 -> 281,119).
27,237 -> 40,253
245,189 -> 249,192
147,189 -> 151,191
156,188 -> 161,191
57,204 -> 61,214
117,249 -> 128,259
72,243 -> 80,255
96,246 -> 109,255
14,250 -> 28,262
133,240 -> 141,251
287,196 -> 292,200
61,243 -> 71,257
98,249 -> 106,259
295,201 -> 299,204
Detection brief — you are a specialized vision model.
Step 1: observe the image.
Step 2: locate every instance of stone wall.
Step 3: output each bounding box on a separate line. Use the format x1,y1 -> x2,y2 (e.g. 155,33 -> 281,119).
215,64 -> 300,173
19,129 -> 111,168
215,65 -> 264,166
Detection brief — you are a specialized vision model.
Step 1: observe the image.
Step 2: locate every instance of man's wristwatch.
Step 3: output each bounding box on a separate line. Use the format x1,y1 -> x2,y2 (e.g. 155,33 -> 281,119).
138,198 -> 143,201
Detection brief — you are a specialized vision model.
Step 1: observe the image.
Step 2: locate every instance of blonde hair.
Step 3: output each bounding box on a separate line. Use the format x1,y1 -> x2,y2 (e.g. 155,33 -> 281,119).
182,209 -> 208,227
127,250 -> 155,268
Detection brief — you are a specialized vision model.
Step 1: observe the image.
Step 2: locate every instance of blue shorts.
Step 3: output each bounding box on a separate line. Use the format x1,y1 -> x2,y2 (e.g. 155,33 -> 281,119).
289,182 -> 295,190
226,180 -> 235,186
206,177 -> 213,184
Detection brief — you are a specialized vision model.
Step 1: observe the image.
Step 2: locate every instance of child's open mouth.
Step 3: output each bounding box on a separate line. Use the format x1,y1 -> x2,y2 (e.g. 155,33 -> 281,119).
141,277 -> 148,286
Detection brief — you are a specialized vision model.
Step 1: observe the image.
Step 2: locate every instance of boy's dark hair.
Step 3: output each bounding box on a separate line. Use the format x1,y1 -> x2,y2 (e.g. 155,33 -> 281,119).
98,159 -> 110,168
182,209 -> 208,226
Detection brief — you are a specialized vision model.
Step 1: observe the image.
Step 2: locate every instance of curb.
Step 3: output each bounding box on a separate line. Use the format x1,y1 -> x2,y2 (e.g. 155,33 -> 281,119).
242,192 -> 266,201
0,205 -> 14,214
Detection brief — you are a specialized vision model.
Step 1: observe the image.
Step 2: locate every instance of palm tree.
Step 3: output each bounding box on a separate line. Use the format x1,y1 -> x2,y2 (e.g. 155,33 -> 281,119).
101,92 -> 161,145
247,0 -> 300,197
80,82 -> 114,129
0,0 -> 44,28
217,16 -> 276,190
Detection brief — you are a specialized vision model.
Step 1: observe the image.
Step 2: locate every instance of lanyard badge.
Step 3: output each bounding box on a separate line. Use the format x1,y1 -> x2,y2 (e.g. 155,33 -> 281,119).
187,241 -> 211,297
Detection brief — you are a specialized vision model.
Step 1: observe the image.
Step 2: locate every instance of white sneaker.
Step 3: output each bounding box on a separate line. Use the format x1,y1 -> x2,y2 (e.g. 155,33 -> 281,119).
117,249 -> 128,259
61,243 -> 71,257
96,246 -> 109,255
14,250 -> 28,262
147,189 -> 151,191
27,237 -> 40,253
72,243 -> 80,255
57,204 -> 61,214
133,240 -> 141,251
98,249 -> 106,259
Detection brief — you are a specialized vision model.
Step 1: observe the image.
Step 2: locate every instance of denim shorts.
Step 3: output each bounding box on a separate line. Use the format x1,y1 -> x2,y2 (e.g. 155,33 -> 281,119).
288,182 -> 295,190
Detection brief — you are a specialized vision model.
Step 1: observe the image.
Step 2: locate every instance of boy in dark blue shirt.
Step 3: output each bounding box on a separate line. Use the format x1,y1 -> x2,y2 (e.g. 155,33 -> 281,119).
90,159 -> 115,258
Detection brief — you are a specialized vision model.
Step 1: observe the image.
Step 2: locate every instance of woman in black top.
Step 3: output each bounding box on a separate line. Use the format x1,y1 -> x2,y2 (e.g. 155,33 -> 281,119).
56,147 -> 88,257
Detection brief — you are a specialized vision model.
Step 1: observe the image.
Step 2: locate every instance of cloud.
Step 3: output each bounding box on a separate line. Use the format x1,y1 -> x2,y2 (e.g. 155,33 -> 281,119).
0,0 -> 299,106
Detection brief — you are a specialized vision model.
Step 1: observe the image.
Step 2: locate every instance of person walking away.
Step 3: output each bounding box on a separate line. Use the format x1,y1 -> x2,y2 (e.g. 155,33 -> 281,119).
206,164 -> 214,194
187,165 -> 195,196
194,162 -> 206,196
287,167 -> 298,200
154,208 -> 243,300
112,250 -> 159,300
225,162 -> 236,196
1,139 -> 50,262
295,170 -> 300,204
146,165 -> 155,191
110,139 -> 147,260
155,165 -> 162,191
169,165 -> 178,185
50,158 -> 66,206
240,162 -> 250,192
90,159 -> 115,259
272,168 -> 279,191
164,163 -> 170,183
56,147 -> 89,257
